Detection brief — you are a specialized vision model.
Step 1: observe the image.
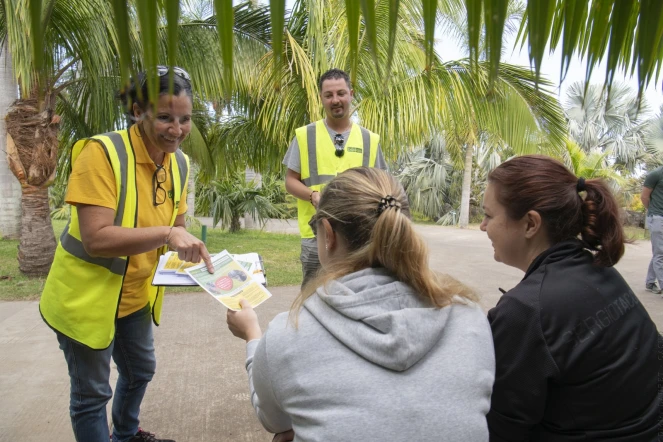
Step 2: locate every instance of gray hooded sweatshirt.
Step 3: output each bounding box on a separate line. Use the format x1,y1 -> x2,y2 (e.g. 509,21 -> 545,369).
245,268 -> 495,442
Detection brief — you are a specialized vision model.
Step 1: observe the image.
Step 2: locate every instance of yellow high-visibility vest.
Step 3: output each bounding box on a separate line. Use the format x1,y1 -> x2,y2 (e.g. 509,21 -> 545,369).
39,130 -> 189,350
296,120 -> 380,238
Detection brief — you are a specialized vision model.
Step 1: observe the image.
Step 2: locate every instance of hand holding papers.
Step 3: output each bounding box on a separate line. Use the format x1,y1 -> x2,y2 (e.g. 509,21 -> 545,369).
226,299 -> 263,342
152,251 -> 266,287
152,252 -> 199,286
185,251 -> 272,311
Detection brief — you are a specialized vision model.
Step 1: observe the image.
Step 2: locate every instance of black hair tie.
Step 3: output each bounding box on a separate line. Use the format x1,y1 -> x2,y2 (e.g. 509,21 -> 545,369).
576,177 -> 586,192
377,195 -> 401,215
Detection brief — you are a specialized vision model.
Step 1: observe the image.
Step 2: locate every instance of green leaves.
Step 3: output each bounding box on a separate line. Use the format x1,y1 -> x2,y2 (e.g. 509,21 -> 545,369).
422,0 -> 436,70
483,0 -> 508,85
29,0 -> 43,91
465,0 -> 482,65
360,0 -> 381,78
111,0 -> 133,96
526,0 -> 555,84
386,0 -> 401,79
214,0 -> 233,97
344,0 -> 360,84
166,0 -> 181,95
633,0 -> 663,100
605,0 -> 635,91
269,0 -> 285,90
135,0 -> 159,107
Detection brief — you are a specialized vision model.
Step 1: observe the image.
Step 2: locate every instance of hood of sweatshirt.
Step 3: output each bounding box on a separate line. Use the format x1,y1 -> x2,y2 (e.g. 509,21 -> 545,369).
303,267 -> 457,372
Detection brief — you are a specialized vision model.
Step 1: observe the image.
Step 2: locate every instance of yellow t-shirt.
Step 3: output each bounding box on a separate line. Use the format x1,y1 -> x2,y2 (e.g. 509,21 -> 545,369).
65,125 -> 188,318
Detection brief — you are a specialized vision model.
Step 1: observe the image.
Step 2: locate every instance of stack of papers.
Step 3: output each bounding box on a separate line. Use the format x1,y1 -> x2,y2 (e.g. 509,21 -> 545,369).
231,253 -> 266,286
151,252 -> 201,286
151,250 -> 270,310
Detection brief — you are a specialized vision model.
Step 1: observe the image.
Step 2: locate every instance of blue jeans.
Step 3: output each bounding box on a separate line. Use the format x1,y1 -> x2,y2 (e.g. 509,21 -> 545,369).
647,215 -> 663,287
56,303 -> 156,442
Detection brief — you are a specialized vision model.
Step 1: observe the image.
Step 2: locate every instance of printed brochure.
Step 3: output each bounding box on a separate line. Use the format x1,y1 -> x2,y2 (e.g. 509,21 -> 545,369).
185,250 -> 272,310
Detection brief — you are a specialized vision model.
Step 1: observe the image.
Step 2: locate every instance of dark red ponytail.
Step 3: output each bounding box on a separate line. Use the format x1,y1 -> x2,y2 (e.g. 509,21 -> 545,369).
488,155 -> 624,266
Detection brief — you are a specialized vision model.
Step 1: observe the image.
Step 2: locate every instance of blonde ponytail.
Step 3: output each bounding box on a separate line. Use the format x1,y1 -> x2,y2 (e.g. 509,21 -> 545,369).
290,168 -> 475,320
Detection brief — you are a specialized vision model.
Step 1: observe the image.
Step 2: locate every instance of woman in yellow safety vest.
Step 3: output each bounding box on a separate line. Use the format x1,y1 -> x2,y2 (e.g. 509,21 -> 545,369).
40,67 -> 214,442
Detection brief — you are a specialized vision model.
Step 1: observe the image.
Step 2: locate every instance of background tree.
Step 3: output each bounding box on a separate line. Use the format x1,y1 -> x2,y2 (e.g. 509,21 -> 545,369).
203,0 -> 565,185
564,81 -> 658,172
0,0 -> 121,275
563,139 -> 626,190
62,0 -> 663,112
195,172 -> 288,232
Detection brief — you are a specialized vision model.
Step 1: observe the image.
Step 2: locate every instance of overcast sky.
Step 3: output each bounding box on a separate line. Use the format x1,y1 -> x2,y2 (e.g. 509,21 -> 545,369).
437,31 -> 663,115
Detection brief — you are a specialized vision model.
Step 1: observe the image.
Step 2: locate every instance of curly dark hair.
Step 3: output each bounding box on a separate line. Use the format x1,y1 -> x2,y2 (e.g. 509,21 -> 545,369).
118,68 -> 193,127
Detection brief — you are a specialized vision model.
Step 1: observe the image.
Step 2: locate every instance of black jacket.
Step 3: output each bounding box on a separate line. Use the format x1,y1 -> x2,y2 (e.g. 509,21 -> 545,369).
487,240 -> 661,442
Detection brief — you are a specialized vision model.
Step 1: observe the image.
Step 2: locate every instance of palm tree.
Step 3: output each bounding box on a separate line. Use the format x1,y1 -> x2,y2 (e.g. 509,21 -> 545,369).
65,1 -> 663,109
644,105 -> 663,168
195,171 -> 287,232
1,0 -> 275,274
201,0 -> 564,186
396,135 -> 455,221
564,81 -> 655,172
0,0 -> 122,275
563,139 -> 625,191
438,0 -> 567,228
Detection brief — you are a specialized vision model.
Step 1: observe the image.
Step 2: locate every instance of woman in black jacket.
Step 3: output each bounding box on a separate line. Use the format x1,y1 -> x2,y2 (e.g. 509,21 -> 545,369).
481,155 -> 661,442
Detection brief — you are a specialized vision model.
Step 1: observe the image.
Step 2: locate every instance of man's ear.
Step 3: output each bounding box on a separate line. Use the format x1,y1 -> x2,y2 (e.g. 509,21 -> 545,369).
321,218 -> 336,250
524,210 -> 543,239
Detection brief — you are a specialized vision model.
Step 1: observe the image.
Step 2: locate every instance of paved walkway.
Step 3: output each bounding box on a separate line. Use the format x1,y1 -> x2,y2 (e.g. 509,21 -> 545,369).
1,224 -> 661,441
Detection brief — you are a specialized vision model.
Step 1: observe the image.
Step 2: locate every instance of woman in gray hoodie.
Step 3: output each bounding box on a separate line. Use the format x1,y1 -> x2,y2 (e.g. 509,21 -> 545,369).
227,167 -> 495,442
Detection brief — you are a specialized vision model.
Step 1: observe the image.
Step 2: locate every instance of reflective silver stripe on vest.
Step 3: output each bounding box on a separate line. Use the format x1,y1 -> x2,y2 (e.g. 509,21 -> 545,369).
102,132 -> 129,226
60,223 -> 127,275
360,127 -> 371,167
174,149 -> 188,194
306,123 -> 318,181
302,175 -> 336,187
59,131 -> 130,275
305,124 -> 373,187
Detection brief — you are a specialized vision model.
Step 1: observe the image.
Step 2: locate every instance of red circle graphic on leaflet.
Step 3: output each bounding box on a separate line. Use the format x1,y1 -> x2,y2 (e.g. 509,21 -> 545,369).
215,276 -> 233,291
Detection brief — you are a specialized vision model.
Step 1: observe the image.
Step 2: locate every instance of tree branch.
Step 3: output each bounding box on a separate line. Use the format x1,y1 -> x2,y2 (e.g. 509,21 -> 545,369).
53,58 -> 80,85
53,78 -> 82,95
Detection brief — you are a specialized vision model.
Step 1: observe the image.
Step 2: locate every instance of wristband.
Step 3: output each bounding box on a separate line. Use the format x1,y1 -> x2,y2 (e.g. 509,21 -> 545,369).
165,226 -> 174,247
309,190 -> 318,203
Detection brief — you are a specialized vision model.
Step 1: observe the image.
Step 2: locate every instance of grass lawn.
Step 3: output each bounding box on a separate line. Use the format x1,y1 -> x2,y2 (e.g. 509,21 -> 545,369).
0,219 -> 650,301
624,225 -> 649,241
0,220 -> 302,301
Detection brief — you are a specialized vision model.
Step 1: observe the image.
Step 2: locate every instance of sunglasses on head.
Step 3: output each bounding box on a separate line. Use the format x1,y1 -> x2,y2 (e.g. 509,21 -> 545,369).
142,66 -> 191,85
334,133 -> 344,157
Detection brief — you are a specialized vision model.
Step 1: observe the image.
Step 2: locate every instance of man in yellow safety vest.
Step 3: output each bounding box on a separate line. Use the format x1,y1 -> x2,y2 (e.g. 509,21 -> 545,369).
282,68 -> 388,288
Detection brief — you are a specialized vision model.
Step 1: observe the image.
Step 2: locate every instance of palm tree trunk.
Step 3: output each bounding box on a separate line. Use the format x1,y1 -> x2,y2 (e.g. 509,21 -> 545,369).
6,92 -> 59,275
459,144 -> 474,228
18,185 -> 56,275
230,214 -> 242,233
244,168 -> 261,229
0,47 -> 20,239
